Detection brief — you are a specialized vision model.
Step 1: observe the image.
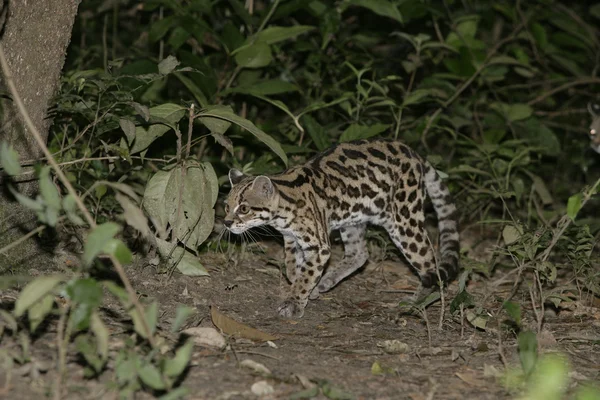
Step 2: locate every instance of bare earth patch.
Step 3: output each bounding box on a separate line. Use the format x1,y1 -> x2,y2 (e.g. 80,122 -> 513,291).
1,237 -> 599,399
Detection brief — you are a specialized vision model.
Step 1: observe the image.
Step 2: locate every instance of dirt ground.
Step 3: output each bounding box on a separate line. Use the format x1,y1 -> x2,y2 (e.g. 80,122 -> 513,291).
1,230 -> 599,400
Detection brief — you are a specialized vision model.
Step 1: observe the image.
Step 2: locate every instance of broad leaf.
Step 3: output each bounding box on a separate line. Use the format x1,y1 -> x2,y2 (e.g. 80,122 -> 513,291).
143,170 -> 171,232
83,223 -> 121,265
14,275 -> 64,317
0,141 -> 22,176
198,108 -> 287,165
164,340 -> 193,377
346,0 -> 402,23
158,55 -> 180,75
197,105 -> 233,134
234,42 -> 272,68
28,294 -> 54,331
155,238 -> 209,276
255,25 -> 315,44
340,123 -> 389,142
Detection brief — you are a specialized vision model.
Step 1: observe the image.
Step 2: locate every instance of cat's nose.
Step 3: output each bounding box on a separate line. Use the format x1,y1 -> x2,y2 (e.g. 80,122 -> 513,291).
224,220 -> 233,228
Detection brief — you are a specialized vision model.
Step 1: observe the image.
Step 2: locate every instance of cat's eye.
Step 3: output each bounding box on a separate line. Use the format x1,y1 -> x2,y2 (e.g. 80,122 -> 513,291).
224,204 -> 230,213
238,204 -> 250,214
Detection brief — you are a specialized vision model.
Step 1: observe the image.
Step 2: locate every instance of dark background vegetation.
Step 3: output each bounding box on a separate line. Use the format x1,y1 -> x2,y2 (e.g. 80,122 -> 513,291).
1,0 -> 599,398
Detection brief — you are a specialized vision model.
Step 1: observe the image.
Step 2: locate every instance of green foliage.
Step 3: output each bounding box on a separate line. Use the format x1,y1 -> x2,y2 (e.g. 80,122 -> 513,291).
1,0 -> 600,398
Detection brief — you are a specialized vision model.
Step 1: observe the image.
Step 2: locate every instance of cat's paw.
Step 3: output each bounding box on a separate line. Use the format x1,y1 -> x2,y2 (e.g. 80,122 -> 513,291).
277,299 -> 305,318
316,275 -> 335,293
308,287 -> 320,300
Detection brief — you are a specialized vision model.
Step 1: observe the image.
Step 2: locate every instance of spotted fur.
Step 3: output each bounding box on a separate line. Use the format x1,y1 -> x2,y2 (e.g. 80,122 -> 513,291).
224,138 -> 460,318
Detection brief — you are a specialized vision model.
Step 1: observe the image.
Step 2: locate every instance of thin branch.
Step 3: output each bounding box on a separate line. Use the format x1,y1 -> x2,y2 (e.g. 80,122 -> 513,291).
527,78 -> 600,106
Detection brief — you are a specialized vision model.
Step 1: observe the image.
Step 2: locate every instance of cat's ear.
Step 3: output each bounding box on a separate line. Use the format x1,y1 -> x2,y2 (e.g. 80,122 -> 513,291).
229,169 -> 246,185
252,176 -> 275,198
588,102 -> 600,117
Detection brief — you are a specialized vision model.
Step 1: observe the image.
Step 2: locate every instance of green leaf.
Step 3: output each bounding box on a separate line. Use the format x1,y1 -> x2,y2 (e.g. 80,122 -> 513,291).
171,305 -> 195,332
255,25 -> 315,44
76,335 -> 104,373
198,109 -> 287,165
131,301 -> 158,339
151,103 -> 187,122
502,224 -> 521,245
67,278 -> 103,307
143,170 -> 171,232
145,301 -> 158,336
136,358 -> 166,390
116,193 -> 150,237
149,16 -> 175,43
14,275 -> 64,317
302,115 -> 330,151
62,194 -> 84,225
102,281 -> 129,303
530,22 -> 548,49
39,167 -> 61,211
165,340 -> 193,377
9,186 -> 44,212
0,310 -> 18,332
155,238 -> 209,276
83,223 -> 121,265
507,103 -> 533,122
174,72 -> 209,108
119,118 -> 137,145
339,123 -> 389,142
158,55 -> 180,75
234,42 -> 272,68
402,89 -> 436,106
211,133 -> 234,155
518,330 -> 538,376
298,93 -> 353,117
567,193 -> 583,221
225,79 -> 298,96
531,174 -> 553,206
162,163 -> 217,248
321,380 -> 356,400
0,141 -> 22,176
465,310 -> 488,330
28,294 -> 54,331
449,289 -> 474,314
197,105 -> 233,134
346,0 -> 402,23
90,311 -> 109,360
130,124 -> 171,155
103,239 -> 133,265
502,301 -> 521,326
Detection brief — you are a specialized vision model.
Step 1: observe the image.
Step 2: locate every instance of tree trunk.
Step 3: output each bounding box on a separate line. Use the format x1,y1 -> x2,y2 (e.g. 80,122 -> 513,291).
0,0 -> 80,269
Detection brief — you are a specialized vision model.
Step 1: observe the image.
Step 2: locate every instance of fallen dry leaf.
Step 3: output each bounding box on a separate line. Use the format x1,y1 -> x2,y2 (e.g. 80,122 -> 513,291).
210,305 -> 277,342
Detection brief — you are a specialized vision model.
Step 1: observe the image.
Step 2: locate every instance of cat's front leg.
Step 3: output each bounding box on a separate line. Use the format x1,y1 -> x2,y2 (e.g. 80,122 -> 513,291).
283,235 -> 299,283
278,241 -> 331,318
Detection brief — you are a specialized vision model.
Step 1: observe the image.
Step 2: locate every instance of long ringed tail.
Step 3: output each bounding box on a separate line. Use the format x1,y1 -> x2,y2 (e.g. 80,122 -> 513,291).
421,161 -> 460,287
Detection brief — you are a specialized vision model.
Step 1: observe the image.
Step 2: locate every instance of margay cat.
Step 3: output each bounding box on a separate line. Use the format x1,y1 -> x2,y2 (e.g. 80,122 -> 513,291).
224,138 -> 460,318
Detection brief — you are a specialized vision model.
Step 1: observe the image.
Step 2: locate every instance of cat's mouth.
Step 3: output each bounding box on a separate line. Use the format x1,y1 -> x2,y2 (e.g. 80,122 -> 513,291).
225,224 -> 248,235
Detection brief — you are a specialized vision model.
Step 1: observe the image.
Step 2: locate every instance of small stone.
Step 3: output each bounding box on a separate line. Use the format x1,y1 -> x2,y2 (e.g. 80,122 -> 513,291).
251,380 -> 274,396
240,359 -> 271,376
378,339 -> 409,354
182,327 -> 226,349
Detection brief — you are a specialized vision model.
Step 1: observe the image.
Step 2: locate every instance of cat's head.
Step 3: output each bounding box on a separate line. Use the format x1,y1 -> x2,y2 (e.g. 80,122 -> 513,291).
223,169 -> 279,234
588,103 -> 600,153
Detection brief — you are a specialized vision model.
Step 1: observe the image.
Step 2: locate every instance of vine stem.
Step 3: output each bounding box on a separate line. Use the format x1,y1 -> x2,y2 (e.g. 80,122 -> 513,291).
0,44 -> 156,346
